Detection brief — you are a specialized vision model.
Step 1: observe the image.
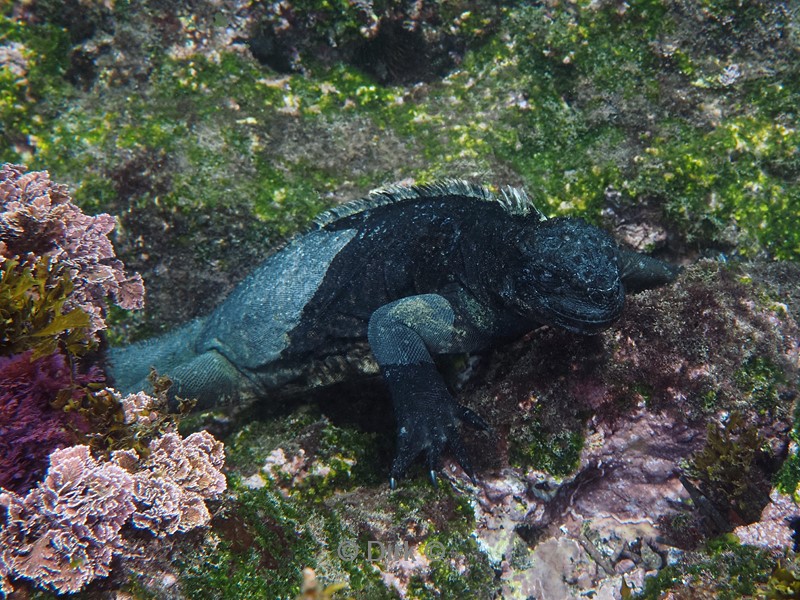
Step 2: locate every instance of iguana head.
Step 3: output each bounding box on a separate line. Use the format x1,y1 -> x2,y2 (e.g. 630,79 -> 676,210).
505,217 -> 625,334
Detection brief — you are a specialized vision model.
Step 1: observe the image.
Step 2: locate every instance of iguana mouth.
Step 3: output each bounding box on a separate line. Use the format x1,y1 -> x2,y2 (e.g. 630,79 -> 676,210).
550,311 -> 620,334
546,285 -> 625,333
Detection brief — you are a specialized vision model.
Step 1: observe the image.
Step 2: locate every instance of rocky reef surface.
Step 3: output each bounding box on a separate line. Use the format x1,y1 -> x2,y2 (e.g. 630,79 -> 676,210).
1,0 -> 799,598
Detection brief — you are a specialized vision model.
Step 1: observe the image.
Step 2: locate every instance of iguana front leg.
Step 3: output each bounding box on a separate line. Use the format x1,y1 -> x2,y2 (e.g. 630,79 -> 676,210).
367,294 -> 488,488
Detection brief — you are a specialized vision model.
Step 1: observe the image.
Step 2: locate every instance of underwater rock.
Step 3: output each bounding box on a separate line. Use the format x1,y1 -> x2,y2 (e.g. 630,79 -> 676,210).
445,258 -> 798,596
734,488 -> 796,551
208,257 -> 799,598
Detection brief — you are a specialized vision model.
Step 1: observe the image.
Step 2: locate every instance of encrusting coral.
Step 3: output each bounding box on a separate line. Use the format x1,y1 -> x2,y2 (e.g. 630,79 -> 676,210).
0,392 -> 227,596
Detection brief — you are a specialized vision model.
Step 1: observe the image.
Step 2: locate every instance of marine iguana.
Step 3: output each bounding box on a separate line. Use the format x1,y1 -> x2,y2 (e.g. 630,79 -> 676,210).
111,180 -> 680,487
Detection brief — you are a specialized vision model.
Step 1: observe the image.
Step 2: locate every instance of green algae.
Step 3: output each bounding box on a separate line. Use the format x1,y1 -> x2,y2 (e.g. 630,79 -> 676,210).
625,115 -> 800,259
734,356 -> 787,415
180,483 -> 319,599
775,402 -> 800,497
208,408 -> 494,598
19,50 -> 405,232
488,2 -> 798,255
762,557 -> 800,600
634,537 -> 774,600
178,473 -> 490,599
385,482 -> 497,598
508,403 -> 585,476
684,412 -> 772,526
222,404 -> 385,501
406,531 -> 496,599
510,427 -> 584,477
4,1 -> 800,264
0,15 -> 72,163
222,406 -> 322,473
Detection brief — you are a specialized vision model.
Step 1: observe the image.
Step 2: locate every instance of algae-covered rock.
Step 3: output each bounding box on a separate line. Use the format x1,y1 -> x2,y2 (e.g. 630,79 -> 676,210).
171,258 -> 796,599
3,0 -> 800,598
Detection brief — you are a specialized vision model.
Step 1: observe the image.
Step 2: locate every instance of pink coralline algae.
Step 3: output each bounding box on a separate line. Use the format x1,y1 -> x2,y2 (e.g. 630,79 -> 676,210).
119,390 -> 160,426
0,386 -> 227,597
0,351 -> 101,495
734,488 -> 796,550
0,445 -> 136,596
0,163 -> 145,335
113,430 -> 227,536
0,401 -> 226,597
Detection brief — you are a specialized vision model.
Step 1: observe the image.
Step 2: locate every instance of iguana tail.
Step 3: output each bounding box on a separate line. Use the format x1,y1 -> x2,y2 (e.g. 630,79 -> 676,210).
109,317 -> 253,409
109,318 -> 207,395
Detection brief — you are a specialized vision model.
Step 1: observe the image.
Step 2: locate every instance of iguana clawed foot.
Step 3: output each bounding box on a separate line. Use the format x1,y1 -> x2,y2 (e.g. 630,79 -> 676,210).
387,383 -> 488,489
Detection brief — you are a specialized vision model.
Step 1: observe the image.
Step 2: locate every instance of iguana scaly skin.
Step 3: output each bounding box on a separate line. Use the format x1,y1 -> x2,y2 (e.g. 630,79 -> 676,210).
111,181 -> 680,486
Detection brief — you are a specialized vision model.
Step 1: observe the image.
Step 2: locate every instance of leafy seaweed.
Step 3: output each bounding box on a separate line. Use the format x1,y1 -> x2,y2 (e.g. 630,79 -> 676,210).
0,257 -> 92,358
684,412 -> 772,528
762,559 -> 800,600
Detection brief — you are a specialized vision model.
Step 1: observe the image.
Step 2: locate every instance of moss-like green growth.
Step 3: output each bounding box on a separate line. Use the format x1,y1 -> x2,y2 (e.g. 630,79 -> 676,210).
776,445 -> 800,498
181,483 -> 320,599
276,426 -> 384,502
486,2 -> 665,216
406,530 -> 497,598
734,356 -> 787,415
634,537 -> 775,599
701,537 -> 777,598
204,406 -> 437,594
0,15 -> 72,162
691,537 -> 775,600
761,558 -> 800,600
222,404 -> 384,502
684,412 -> 772,527
179,473 -> 410,599
626,115 -> 800,259
775,399 -> 800,497
434,1 -> 800,259
508,403 -> 584,476
221,406 -> 322,473
633,565 -> 679,599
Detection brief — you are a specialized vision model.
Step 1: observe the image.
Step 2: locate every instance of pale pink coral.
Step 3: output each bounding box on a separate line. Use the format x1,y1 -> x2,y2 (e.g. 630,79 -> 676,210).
129,474 -> 187,535
0,445 -> 135,594
126,431 -> 226,536
0,163 -> 145,335
119,390 -> 160,426
0,416 -> 226,595
133,431 -> 226,536
146,431 -> 226,499
109,430 -> 227,537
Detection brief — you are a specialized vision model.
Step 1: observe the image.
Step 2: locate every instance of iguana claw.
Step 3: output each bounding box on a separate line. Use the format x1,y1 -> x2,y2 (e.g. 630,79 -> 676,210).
387,380 -> 486,487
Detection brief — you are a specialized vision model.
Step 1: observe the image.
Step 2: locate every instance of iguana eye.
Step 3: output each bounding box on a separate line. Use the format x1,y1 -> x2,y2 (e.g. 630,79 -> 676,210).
535,268 -> 558,290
